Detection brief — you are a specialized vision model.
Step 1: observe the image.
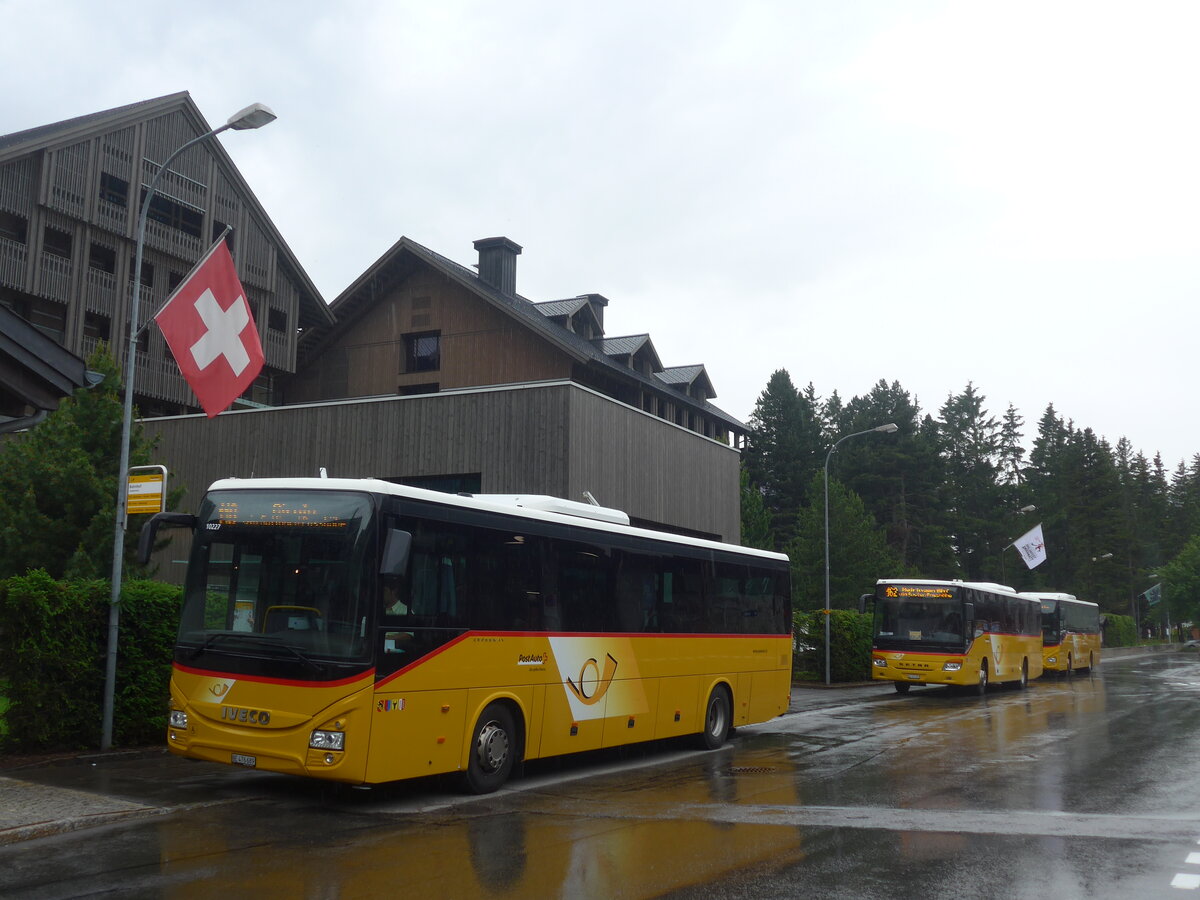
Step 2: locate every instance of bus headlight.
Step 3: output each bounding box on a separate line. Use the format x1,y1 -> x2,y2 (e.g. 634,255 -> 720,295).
873,658 -> 887,668
942,662 -> 962,672
310,730 -> 345,752
1047,655 -> 1058,664
169,710 -> 189,729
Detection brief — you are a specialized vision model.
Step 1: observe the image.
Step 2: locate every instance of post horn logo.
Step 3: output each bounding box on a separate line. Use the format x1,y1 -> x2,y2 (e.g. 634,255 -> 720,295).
566,653 -> 619,706
208,682 -> 232,698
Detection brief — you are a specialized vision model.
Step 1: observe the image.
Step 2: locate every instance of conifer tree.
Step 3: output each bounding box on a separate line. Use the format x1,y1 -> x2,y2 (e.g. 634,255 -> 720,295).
0,347 -> 155,580
744,369 -> 823,547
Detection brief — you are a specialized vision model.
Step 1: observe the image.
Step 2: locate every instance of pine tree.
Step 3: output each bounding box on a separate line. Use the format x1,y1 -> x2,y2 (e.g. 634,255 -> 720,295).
831,380 -> 951,575
937,383 -> 1003,581
743,369 -> 823,547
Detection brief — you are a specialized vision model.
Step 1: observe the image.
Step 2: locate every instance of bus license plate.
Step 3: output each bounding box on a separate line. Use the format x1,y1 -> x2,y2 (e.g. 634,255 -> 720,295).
906,674 -> 920,680
231,753 -> 257,768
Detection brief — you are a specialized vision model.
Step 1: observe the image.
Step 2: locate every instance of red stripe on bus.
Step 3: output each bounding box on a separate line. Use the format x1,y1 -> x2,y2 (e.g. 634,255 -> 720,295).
172,661 -> 375,689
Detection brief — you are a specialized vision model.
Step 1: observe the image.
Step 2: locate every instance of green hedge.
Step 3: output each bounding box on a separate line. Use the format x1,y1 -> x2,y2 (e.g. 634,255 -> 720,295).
1103,613 -> 1136,648
793,608 -> 872,683
0,572 -> 181,753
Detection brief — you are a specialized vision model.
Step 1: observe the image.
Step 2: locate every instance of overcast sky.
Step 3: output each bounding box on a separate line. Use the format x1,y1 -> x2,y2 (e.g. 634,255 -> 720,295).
5,0 -> 1198,469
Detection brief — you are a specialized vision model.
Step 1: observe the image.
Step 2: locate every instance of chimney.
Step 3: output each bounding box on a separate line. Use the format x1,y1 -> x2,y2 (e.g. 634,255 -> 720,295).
474,237 -> 522,296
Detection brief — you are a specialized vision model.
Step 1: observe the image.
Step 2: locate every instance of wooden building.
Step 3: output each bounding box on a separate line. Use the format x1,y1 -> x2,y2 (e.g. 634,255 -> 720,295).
2,95 -> 749,556
0,92 -> 333,417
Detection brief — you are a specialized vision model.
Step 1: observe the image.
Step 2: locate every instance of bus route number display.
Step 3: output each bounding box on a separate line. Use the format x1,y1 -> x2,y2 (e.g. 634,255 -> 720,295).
885,585 -> 954,599
216,500 -> 348,528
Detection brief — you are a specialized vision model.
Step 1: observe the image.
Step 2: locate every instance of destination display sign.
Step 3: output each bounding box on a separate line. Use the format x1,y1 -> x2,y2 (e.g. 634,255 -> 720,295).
883,584 -> 955,599
212,495 -> 355,529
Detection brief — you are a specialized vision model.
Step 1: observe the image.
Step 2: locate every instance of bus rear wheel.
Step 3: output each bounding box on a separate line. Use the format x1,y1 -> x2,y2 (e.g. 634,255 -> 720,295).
696,685 -> 732,750
464,702 -> 517,794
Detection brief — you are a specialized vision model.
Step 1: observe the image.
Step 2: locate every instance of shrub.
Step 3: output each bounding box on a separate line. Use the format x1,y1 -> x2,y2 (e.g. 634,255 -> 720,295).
793,608 -> 872,683
0,573 -> 181,752
1102,614 -> 1136,648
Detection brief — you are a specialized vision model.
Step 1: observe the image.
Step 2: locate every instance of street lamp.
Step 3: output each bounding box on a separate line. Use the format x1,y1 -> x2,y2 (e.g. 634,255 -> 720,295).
824,422 -> 898,685
101,102 -> 277,750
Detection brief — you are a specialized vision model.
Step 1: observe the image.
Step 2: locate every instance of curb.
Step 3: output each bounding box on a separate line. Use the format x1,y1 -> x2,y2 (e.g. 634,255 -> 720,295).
0,804 -> 171,847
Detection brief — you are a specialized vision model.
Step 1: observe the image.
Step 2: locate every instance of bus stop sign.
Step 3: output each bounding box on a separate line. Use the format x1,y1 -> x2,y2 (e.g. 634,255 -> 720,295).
127,465 -> 168,517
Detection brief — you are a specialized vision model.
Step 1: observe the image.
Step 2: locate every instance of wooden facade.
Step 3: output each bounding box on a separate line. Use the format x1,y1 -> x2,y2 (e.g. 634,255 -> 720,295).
281,235 -> 748,449
4,96 -> 750,555
142,381 -> 741,584
0,93 -> 332,418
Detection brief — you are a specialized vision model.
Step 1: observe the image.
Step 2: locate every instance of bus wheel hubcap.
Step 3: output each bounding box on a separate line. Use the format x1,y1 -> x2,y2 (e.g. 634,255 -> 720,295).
476,722 -> 509,771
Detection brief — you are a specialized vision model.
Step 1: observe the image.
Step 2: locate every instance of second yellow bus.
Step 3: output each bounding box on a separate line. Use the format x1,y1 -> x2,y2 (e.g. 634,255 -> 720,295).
868,579 -> 1044,695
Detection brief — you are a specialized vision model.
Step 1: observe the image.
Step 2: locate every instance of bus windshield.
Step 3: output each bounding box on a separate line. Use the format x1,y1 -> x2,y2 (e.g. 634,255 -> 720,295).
1040,600 -> 1060,642
873,584 -> 965,648
177,490 -> 375,666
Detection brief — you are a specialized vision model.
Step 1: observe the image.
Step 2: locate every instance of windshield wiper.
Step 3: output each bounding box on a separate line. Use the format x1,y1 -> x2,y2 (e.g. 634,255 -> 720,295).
184,632 -> 325,674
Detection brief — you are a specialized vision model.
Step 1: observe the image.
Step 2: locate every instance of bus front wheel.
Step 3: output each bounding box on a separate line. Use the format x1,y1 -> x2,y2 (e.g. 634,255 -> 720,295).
697,685 -> 732,750
894,682 -> 911,694
464,702 -> 517,794
975,662 -> 988,696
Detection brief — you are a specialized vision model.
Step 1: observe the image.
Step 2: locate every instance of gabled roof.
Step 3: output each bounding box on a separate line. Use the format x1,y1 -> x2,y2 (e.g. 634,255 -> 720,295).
593,334 -> 664,373
0,94 -> 188,157
304,236 -> 746,433
658,364 -> 716,399
0,92 -> 333,331
533,297 -> 604,338
0,304 -> 93,432
534,298 -> 591,317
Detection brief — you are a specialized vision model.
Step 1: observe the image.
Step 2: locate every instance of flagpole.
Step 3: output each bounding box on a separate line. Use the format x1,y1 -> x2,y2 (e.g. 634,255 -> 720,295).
102,104 -> 276,751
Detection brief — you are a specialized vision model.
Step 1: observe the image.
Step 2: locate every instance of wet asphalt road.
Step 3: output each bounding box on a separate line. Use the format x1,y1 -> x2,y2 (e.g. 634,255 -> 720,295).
1,652 -> 1198,899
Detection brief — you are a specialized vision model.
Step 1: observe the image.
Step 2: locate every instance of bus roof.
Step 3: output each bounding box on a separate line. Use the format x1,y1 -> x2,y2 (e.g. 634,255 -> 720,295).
205,476 -> 790,563
876,578 -> 1020,594
1019,591 -> 1097,608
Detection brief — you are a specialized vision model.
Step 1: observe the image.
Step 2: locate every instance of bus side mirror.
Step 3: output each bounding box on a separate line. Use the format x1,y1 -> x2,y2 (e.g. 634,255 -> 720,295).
137,512 -> 196,565
381,529 -> 412,578
858,593 -> 871,614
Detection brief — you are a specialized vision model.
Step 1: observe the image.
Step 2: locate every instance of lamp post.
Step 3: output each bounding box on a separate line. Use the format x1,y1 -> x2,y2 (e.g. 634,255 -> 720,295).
824,422 -> 898,685
101,103 -> 277,751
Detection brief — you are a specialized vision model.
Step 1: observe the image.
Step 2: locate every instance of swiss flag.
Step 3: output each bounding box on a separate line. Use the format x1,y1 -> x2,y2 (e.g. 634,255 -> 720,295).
155,238 -> 264,417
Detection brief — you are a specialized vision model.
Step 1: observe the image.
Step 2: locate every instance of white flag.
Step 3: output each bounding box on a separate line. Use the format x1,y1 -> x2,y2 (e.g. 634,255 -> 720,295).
1014,523 -> 1047,569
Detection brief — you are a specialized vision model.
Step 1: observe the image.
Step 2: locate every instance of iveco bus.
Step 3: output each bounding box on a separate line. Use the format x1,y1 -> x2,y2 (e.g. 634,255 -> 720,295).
141,477 -> 792,792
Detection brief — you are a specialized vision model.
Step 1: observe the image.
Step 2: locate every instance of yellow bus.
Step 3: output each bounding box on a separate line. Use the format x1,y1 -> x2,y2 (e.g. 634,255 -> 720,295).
867,579 -> 1043,695
1022,591 -> 1101,675
141,477 -> 792,792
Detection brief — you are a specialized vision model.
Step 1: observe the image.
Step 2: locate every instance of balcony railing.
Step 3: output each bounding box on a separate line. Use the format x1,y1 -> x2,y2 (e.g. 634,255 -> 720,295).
0,236 -> 28,289
84,267 -> 118,315
38,252 -> 73,302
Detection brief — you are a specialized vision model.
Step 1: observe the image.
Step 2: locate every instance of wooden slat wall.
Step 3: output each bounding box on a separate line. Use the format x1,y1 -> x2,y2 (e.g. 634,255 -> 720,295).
566,387 -> 740,541
141,381 -> 741,582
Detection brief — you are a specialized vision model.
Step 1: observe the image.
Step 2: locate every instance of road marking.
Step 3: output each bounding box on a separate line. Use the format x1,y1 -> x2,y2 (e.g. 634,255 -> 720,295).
1172,873 -> 1200,889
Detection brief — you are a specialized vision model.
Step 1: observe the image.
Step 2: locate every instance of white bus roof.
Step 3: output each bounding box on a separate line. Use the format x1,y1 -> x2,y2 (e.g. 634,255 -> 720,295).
1019,591 -> 1097,607
205,476 -> 789,563
876,578 -> 1019,594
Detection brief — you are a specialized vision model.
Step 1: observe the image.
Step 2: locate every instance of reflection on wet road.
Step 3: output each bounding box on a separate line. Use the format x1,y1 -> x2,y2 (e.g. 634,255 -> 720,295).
2,654 -> 1200,899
